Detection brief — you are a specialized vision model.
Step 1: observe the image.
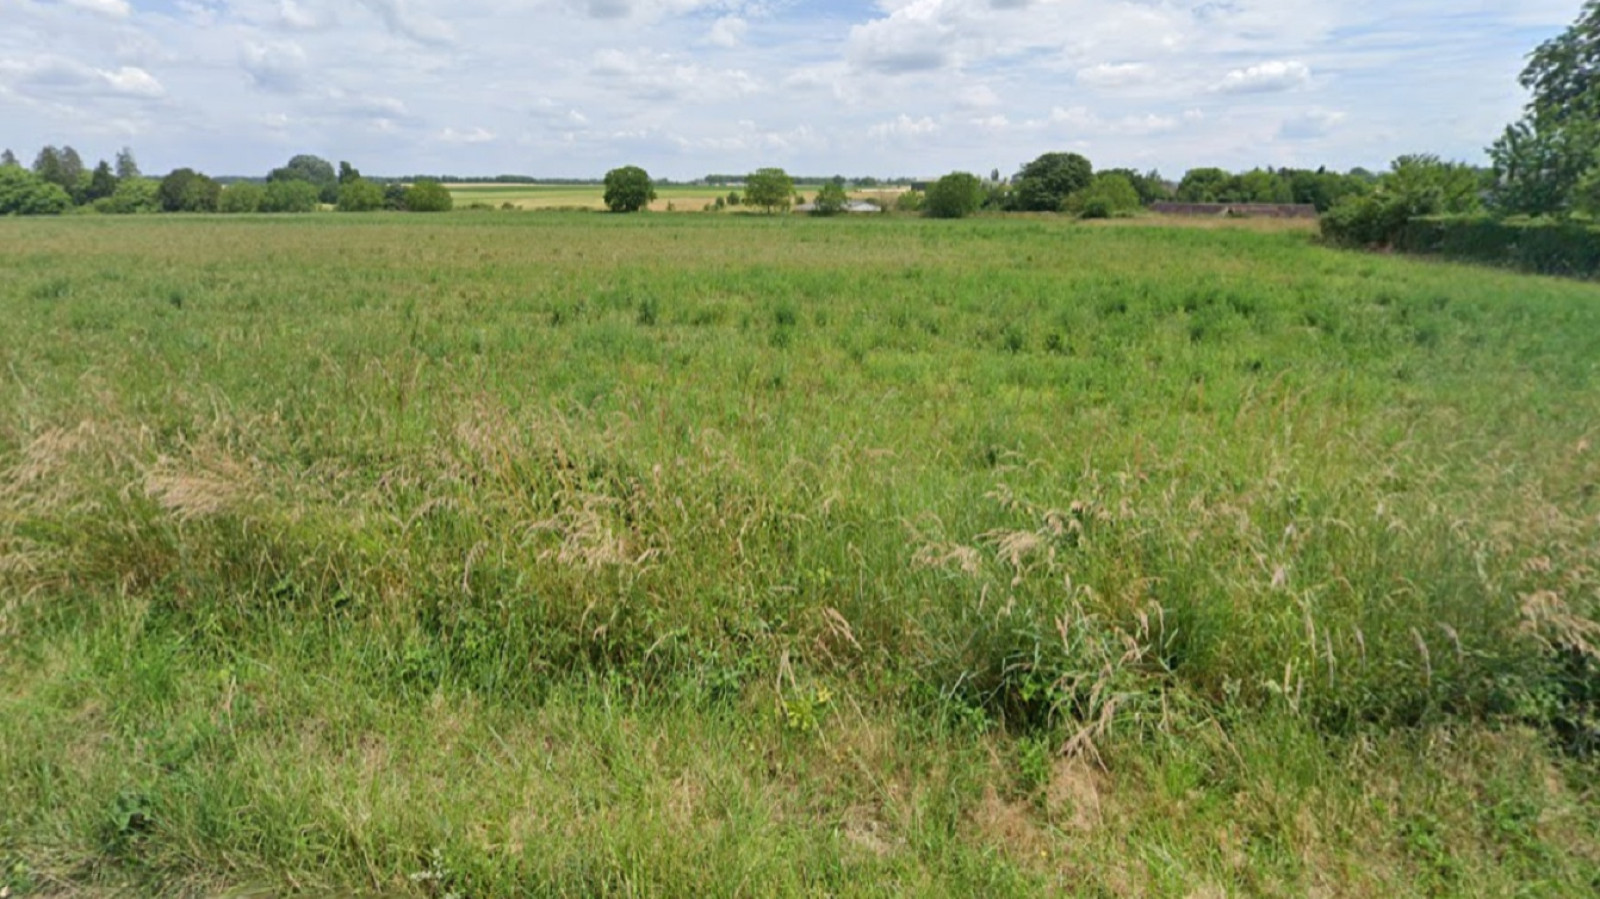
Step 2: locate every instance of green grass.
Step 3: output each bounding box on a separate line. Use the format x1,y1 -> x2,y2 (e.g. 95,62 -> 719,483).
1,211 -> 1598,896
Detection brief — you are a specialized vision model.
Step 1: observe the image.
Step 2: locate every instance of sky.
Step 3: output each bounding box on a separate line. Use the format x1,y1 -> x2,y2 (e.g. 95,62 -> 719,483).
0,0 -> 1584,180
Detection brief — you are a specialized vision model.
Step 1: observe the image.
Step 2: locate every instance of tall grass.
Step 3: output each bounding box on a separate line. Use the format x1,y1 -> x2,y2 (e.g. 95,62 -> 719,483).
1,212 -> 1597,895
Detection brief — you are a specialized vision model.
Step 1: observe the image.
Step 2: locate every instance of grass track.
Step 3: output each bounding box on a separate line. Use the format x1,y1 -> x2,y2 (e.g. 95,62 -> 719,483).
1,211 -> 1598,896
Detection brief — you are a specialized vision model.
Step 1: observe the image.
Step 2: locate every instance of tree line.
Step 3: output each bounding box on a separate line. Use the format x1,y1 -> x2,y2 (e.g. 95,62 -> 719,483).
0,150 -> 452,215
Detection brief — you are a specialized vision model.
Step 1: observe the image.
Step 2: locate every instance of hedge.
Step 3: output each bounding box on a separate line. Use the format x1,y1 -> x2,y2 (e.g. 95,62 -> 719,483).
1394,216 -> 1600,278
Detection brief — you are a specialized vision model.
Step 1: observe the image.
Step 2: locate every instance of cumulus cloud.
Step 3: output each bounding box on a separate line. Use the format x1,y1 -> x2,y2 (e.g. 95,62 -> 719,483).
1215,60 -> 1312,94
241,42 -> 310,93
707,16 -> 747,48
1,56 -> 163,99
869,114 -> 940,141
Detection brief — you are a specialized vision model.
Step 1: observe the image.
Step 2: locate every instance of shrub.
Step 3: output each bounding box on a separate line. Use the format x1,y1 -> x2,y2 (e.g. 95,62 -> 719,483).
157,168 -> 221,213
894,190 -> 924,213
261,179 -> 320,213
406,180 -> 454,213
1394,216 -> 1600,277
337,178 -> 385,212
218,183 -> 265,214
923,172 -> 984,219
1066,172 -> 1142,218
94,177 -> 159,214
0,165 -> 72,215
811,182 -> 849,216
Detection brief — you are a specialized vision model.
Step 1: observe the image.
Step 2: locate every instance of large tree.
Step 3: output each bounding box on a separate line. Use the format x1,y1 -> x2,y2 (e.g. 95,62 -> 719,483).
1,149 -> 17,167
744,168 -> 795,214
0,165 -> 71,215
85,160 -> 119,203
115,147 -> 141,180
1491,1 -> 1600,216
1010,152 -> 1093,211
158,168 -> 221,212
603,165 -> 656,213
269,154 -> 339,204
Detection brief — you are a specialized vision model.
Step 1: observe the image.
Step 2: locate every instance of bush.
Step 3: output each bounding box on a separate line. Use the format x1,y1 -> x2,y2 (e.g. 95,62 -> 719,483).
1394,216 -> 1600,277
406,180 -> 453,213
894,190 -> 924,213
94,177 -> 160,214
218,183 -> 265,214
1067,172 -> 1142,219
923,172 -> 984,219
810,181 -> 848,216
337,178 -> 385,212
261,179 -> 320,213
1320,194 -> 1411,247
0,165 -> 72,215
157,169 -> 221,213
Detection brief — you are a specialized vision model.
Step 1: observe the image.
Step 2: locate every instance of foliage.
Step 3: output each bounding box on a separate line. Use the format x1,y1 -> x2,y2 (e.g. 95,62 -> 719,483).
1176,167 -> 1231,203
0,148 -> 16,167
219,183 -> 266,214
744,167 -> 795,213
0,165 -> 72,215
84,161 -> 118,203
336,178 -> 385,212
260,179 -> 320,213
114,146 -> 140,180
93,177 -> 160,214
157,168 -> 221,212
1491,2 -> 1600,216
1394,215 -> 1600,277
923,171 -> 985,218
1010,152 -> 1093,211
1322,155 -> 1486,247
338,161 -> 361,185
406,179 -> 454,213
268,154 -> 339,204
1066,172 -> 1142,219
894,189 -> 924,213
603,165 -> 657,213
1099,167 -> 1171,206
809,180 -> 848,216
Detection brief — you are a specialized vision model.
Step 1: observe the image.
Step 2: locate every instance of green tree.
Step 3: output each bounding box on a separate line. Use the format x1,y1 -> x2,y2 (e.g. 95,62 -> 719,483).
338,161 -> 361,185
84,161 -> 119,203
745,168 -> 795,214
261,179 -> 320,213
1491,2 -> 1600,216
94,177 -> 160,214
810,180 -> 848,216
603,165 -> 656,213
115,147 -> 140,180
219,183 -> 265,213
158,168 -> 221,212
384,182 -> 410,211
337,178 -> 385,212
1011,152 -> 1093,211
0,165 -> 72,215
923,172 -> 985,219
1067,172 -> 1142,218
1100,168 -> 1170,206
32,147 -> 65,191
405,179 -> 453,212
269,154 -> 339,204
59,147 -> 85,195
1177,167 -> 1231,202
1,149 -> 17,167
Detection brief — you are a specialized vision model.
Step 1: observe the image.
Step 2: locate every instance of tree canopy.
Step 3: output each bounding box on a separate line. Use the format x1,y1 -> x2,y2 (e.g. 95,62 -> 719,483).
158,168 -> 221,212
0,165 -> 72,215
406,180 -> 454,213
1491,2 -> 1600,215
923,172 -> 985,219
603,165 -> 656,213
810,180 -> 848,216
745,168 -> 795,214
269,155 -> 339,204
1011,152 -> 1093,211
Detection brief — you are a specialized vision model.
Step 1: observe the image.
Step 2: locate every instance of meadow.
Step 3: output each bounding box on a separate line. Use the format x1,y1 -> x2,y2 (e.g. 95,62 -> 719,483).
1,210 -> 1598,896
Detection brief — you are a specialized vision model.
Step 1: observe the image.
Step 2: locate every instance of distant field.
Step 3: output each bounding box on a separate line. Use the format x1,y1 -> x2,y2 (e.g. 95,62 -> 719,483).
449,182 -> 905,211
2,212 -> 1597,896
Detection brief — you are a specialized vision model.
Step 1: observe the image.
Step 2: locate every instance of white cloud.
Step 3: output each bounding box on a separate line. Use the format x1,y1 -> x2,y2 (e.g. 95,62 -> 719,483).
56,0 -> 130,18
102,66 -> 163,97
1215,60 -> 1312,94
438,126 -> 495,143
1077,62 -> 1154,88
869,114 -> 940,141
1279,108 -> 1347,139
707,16 -> 747,48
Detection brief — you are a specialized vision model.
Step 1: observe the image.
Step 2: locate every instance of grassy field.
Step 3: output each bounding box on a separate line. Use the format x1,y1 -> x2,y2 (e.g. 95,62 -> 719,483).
448,183 -> 904,212
1,211 -> 1598,896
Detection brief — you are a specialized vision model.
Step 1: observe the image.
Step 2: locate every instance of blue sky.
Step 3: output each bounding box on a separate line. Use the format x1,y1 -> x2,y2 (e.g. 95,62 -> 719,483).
0,0 -> 1582,179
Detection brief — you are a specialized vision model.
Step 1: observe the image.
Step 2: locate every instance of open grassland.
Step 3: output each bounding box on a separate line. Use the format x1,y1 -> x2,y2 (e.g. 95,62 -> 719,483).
1,212 -> 1598,896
